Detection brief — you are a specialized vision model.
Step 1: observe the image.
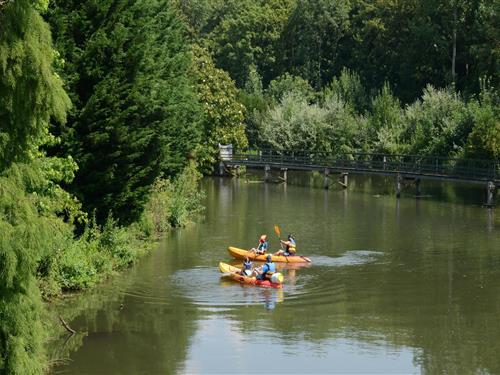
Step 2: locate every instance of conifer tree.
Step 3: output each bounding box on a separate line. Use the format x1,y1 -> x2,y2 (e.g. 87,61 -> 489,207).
47,0 -> 202,224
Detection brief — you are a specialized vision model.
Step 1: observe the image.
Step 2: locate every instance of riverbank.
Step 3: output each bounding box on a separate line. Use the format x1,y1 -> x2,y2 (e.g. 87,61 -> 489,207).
42,162 -> 204,370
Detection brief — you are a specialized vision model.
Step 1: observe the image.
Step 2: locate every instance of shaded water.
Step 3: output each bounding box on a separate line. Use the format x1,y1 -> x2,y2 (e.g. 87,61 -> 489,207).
52,176 -> 500,374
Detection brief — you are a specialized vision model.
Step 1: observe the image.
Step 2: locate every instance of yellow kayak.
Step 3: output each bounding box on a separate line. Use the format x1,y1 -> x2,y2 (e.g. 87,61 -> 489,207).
219,262 -> 283,288
228,246 -> 311,263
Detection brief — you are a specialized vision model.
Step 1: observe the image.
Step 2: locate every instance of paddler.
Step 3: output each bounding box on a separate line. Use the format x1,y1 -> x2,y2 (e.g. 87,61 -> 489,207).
256,254 -> 276,281
249,234 -> 269,255
275,234 -> 296,256
240,256 -> 254,276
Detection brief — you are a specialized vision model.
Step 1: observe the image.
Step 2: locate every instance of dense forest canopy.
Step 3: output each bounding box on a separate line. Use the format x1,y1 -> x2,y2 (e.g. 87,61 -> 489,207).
0,0 -> 498,373
177,0 -> 499,101
175,0 -> 498,160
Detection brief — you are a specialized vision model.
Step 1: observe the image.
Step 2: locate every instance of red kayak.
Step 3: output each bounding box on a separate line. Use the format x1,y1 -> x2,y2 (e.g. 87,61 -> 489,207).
219,262 -> 283,288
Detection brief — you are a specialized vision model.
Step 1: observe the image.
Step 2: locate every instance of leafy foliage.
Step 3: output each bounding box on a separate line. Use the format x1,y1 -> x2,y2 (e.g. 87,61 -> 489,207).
0,0 -> 70,171
144,160 -> 204,232
258,92 -> 368,155
278,0 -> 351,89
466,82 -> 500,159
0,0 -> 73,372
371,83 -> 407,154
47,0 -> 202,225
205,0 -> 294,86
191,45 -> 247,173
266,73 -> 315,104
405,86 -> 473,157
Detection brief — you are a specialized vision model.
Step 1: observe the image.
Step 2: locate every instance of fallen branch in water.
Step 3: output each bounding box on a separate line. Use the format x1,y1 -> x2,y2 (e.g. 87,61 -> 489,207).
59,315 -> 76,334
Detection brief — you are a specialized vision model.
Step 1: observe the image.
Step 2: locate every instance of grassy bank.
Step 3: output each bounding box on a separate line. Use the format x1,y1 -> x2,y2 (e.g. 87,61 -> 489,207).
38,162 -> 204,298
32,162 -> 203,372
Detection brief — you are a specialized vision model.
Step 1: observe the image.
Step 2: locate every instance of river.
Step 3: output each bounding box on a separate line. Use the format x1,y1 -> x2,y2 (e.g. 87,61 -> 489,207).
52,174 -> 500,374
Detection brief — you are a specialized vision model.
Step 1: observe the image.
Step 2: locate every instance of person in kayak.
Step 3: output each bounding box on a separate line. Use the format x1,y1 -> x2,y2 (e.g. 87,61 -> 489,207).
275,234 -> 296,256
256,254 -> 276,281
240,257 -> 254,276
250,234 -> 269,255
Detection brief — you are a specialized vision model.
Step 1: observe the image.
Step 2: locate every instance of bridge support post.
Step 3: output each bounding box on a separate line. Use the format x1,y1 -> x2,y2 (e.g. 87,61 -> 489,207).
264,165 -> 271,182
486,181 -> 496,207
415,178 -> 421,197
280,168 -> 288,183
323,168 -> 330,189
219,161 -> 225,176
339,172 -> 348,189
396,174 -> 402,198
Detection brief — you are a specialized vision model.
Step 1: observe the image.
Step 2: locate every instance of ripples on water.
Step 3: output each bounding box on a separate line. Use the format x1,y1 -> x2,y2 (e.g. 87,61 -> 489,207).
169,250 -> 383,310
310,250 -> 383,266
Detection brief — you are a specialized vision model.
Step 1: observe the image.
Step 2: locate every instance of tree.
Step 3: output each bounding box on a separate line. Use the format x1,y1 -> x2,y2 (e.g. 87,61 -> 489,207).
404,85 -> 473,157
371,83 -> 408,154
47,0 -> 202,224
278,0 -> 351,89
323,68 -> 368,114
257,92 -> 368,156
191,45 -> 247,173
0,0 -> 72,372
466,81 -> 500,159
266,73 -> 315,104
0,0 -> 70,171
207,0 -> 294,86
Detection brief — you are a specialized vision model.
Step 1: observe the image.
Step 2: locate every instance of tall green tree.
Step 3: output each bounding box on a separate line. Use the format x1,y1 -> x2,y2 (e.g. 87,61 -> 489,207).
371,83 -> 408,154
48,0 -> 202,224
191,45 -> 247,173
278,0 -> 351,89
0,0 -> 70,171
344,0 -> 499,102
206,0 -> 294,86
0,0 -> 72,373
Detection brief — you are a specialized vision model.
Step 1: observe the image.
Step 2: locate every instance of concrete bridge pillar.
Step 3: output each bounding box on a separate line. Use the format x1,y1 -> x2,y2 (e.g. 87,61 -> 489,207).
264,165 -> 271,182
396,174 -> 402,198
415,178 -> 421,197
486,181 -> 496,207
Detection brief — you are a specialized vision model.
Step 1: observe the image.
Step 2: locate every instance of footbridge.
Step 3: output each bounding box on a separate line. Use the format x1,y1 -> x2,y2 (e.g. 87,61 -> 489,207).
220,149 -> 499,206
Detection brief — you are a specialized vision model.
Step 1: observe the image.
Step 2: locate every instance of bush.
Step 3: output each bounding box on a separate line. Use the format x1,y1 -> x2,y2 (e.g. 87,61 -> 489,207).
257,92 -> 368,156
144,161 -> 204,236
404,85 -> 473,157
465,82 -> 500,159
266,73 -> 315,104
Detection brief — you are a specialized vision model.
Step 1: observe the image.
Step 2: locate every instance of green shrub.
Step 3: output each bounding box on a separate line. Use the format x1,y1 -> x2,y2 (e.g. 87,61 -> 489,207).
144,161 -> 204,234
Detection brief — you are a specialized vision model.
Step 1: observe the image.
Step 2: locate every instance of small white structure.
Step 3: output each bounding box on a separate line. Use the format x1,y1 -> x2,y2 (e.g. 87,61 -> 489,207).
219,144 -> 233,161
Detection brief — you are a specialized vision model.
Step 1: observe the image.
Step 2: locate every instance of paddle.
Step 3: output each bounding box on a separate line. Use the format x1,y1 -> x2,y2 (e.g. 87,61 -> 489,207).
274,224 -> 289,263
274,225 -> 283,250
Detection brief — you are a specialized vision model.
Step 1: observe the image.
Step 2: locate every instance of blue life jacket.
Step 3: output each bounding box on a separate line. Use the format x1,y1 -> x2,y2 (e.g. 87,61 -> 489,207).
263,262 -> 276,274
243,260 -> 252,270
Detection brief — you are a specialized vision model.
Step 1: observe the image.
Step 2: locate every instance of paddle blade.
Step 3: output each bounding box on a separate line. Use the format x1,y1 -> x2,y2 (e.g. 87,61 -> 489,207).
274,225 -> 281,237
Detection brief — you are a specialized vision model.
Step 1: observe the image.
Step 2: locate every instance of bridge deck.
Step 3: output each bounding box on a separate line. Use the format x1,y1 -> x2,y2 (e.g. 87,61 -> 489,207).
224,150 -> 499,185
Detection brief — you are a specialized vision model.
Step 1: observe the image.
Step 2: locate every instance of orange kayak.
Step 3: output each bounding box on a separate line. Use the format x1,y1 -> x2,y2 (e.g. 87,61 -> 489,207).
228,246 -> 311,263
219,262 -> 283,288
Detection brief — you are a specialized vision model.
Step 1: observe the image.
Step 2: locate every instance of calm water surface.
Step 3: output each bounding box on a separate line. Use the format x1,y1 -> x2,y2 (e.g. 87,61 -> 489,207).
52,176 -> 500,374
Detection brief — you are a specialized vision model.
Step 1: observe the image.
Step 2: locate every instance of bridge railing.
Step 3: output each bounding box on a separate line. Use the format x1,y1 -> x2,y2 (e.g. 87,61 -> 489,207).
228,149 -> 499,181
